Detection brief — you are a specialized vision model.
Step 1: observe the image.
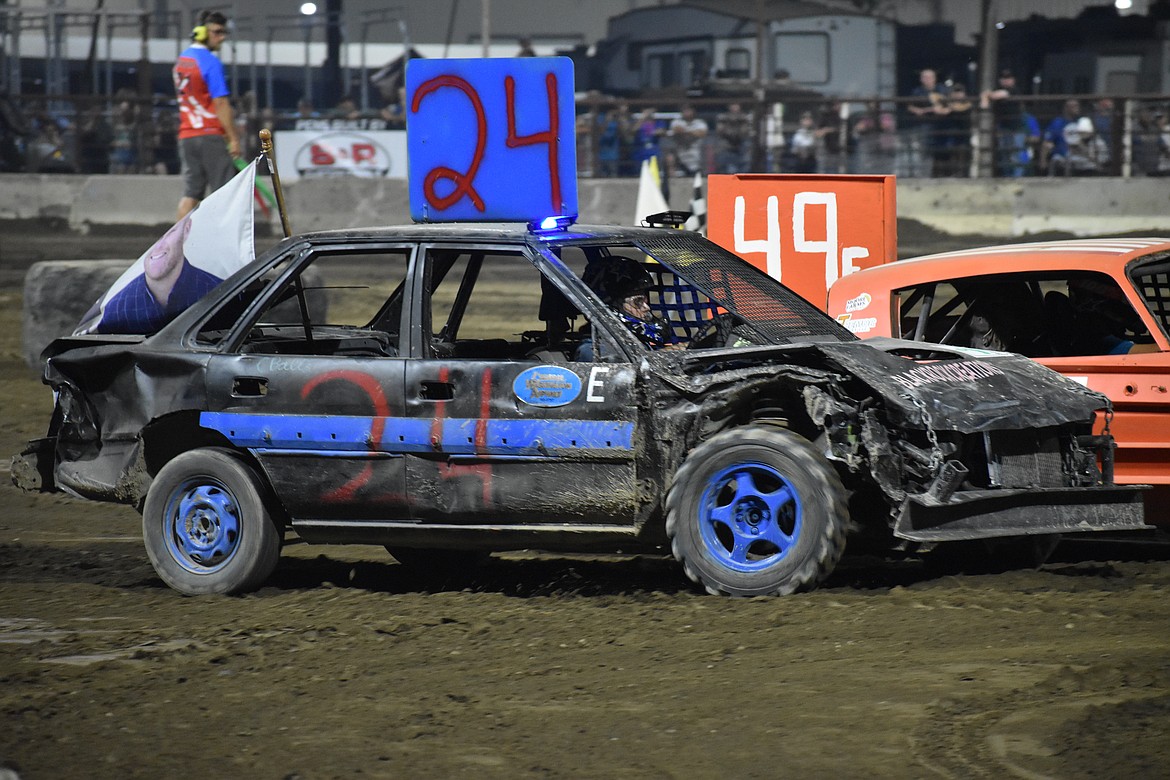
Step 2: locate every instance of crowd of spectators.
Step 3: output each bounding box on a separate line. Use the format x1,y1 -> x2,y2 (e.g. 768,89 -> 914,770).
5,85 -> 1170,180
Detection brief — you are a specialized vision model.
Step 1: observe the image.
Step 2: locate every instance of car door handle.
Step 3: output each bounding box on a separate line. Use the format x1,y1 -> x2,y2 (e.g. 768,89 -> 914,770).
419,381 -> 454,401
232,376 -> 268,397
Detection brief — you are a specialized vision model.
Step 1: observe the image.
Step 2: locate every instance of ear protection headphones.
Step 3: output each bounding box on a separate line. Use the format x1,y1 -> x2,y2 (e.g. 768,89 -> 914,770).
192,11 -> 216,42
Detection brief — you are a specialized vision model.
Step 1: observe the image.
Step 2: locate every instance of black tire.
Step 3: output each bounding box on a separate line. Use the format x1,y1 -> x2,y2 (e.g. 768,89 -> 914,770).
143,448 -> 281,595
666,426 -> 849,596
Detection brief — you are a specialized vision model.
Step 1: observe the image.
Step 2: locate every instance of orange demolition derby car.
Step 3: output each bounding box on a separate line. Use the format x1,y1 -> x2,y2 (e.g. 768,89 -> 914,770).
827,238 -> 1170,522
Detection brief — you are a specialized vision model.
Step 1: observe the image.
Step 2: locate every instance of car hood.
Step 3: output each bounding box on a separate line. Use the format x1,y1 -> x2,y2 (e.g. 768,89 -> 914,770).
668,337 -> 1108,434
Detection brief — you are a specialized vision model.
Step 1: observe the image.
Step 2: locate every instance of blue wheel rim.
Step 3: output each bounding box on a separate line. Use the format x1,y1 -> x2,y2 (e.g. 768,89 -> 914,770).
697,461 -> 801,573
162,477 -> 242,574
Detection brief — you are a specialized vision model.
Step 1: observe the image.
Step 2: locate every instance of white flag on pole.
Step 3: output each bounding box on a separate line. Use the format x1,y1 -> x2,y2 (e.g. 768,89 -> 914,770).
633,156 -> 669,226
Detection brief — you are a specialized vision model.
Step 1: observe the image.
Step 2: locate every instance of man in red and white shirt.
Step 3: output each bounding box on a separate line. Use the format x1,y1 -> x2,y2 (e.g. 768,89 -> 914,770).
173,11 -> 239,220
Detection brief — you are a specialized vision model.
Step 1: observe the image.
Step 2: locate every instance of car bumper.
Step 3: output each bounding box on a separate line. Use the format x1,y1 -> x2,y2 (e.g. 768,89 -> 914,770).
894,485 -> 1150,542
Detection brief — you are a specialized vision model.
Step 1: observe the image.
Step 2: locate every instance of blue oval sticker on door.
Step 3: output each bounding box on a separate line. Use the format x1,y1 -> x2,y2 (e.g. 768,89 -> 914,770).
513,365 -> 582,407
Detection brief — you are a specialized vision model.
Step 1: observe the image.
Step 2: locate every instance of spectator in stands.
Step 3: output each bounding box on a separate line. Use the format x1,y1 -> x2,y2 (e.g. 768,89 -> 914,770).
296,98 -> 319,119
78,104 -> 113,174
906,68 -> 950,176
981,69 -> 1026,177
380,87 -> 406,128
1044,99 -> 1102,175
1132,105 -> 1162,176
816,101 -> 846,174
0,88 -> 30,172
669,104 -> 708,176
852,101 -> 896,174
788,111 -> 819,173
595,105 -> 627,178
29,112 -> 74,173
1156,112 -> 1170,176
575,108 -> 595,178
764,103 -> 786,172
631,107 -> 663,169
1092,98 -> 1115,172
110,92 -> 138,174
937,82 -> 971,176
151,106 -> 180,175
716,102 -> 752,174
329,95 -> 361,120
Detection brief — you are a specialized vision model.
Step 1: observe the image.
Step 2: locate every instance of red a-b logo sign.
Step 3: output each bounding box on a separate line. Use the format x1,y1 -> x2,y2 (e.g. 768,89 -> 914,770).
706,174 -> 896,310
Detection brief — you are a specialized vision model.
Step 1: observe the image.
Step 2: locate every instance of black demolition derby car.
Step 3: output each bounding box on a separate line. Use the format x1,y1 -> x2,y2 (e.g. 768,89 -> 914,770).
13,221 -> 1150,596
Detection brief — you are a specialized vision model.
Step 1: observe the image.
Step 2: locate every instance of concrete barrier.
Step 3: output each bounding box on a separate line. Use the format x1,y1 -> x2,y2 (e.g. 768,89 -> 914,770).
2,173 -> 1169,237
21,259 -> 130,367
895,177 -> 1170,237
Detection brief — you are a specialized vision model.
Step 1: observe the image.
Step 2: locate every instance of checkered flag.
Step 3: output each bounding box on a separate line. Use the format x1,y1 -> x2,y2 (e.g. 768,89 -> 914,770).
684,173 -> 706,234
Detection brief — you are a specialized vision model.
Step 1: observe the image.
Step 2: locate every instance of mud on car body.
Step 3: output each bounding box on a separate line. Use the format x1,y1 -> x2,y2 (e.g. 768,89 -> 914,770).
13,223 -> 1148,596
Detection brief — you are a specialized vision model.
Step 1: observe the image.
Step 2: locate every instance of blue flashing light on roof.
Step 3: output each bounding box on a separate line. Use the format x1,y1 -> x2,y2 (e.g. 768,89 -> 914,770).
406,57 -> 579,224
531,215 -> 577,233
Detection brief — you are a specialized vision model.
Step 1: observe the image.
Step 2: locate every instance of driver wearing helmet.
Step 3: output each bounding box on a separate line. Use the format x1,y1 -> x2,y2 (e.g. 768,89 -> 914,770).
1062,277 -> 1158,355
575,255 -> 681,360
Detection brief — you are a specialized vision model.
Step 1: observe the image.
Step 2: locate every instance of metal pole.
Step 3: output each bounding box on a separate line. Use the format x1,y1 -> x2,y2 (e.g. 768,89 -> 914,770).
266,28 -> 274,109
1122,98 -> 1134,179
754,0 -> 767,171
360,16 -> 371,111
44,9 -> 53,96
260,128 -> 293,237
260,128 -> 315,343
248,18 -> 258,104
303,19 -> 312,107
481,0 -> 489,57
4,10 -> 21,95
105,19 -> 113,97
975,0 -> 997,178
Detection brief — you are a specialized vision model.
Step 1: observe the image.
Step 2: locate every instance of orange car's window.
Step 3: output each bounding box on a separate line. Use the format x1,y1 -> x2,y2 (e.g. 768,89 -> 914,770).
897,273 -> 1153,358
896,282 -> 964,342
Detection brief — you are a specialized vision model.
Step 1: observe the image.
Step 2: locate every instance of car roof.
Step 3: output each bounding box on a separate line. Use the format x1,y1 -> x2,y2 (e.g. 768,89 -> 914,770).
848,238 -> 1170,287
293,222 -> 674,245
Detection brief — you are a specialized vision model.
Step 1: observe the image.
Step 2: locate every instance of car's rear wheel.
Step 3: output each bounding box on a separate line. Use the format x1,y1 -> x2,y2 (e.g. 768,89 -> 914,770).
143,448 -> 281,595
666,426 -> 848,596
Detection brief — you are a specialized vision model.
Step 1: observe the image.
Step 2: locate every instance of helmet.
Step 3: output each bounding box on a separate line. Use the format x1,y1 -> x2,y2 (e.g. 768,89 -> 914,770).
1068,276 -> 1142,332
583,255 -> 654,308
583,255 -> 671,349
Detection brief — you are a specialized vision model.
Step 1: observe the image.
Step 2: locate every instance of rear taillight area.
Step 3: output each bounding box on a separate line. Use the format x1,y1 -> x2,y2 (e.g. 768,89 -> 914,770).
53,382 -> 100,446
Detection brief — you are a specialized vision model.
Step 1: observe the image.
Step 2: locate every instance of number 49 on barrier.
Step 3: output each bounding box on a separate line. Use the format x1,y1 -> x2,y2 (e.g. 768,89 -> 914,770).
406,57 -> 579,224
707,174 -> 896,309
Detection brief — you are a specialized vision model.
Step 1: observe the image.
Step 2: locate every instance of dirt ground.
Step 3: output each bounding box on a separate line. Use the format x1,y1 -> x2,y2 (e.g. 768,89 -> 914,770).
2,220 -> 1169,780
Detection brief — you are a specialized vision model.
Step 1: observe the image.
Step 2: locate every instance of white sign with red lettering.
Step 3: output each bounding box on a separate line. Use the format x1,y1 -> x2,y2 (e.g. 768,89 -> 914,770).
274,130 -> 407,181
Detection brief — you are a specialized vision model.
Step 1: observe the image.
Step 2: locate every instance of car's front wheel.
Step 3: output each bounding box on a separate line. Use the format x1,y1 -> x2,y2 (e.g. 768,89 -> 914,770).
143,448 -> 281,595
666,426 -> 848,596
